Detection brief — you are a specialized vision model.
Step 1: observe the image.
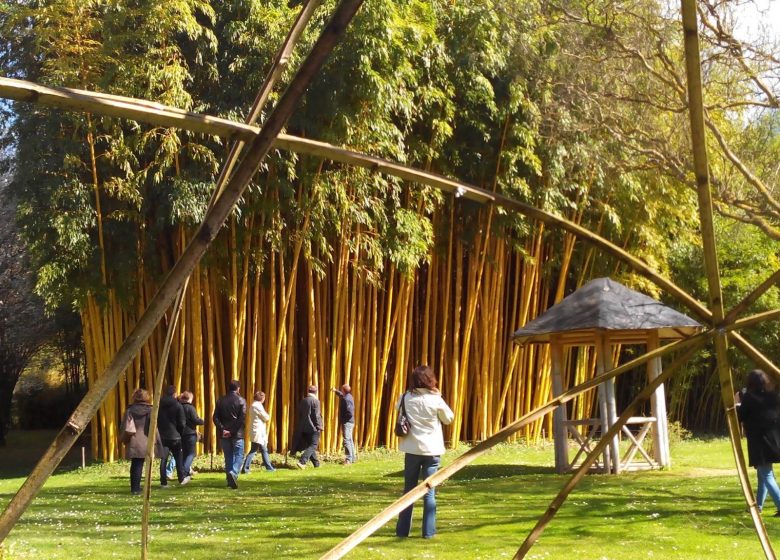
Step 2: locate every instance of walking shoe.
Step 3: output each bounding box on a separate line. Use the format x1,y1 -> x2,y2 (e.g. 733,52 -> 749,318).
292,461 -> 307,470
180,476 -> 192,486
227,471 -> 238,489
131,490 -> 142,496
159,484 -> 171,489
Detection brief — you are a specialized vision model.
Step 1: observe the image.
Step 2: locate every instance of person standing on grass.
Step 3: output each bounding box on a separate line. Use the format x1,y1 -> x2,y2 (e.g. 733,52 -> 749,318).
179,390 -> 204,477
242,391 -> 276,473
293,385 -> 324,468
120,388 -> 163,495
213,379 -> 247,489
332,384 -> 356,464
395,365 -> 454,539
736,369 -> 780,515
158,385 -> 190,487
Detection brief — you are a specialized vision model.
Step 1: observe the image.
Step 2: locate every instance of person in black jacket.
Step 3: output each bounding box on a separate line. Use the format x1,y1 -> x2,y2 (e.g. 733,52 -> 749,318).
737,369 -> 780,515
213,380 -> 247,489
179,390 -> 204,478
332,384 -> 356,464
293,385 -> 324,468
158,385 -> 190,487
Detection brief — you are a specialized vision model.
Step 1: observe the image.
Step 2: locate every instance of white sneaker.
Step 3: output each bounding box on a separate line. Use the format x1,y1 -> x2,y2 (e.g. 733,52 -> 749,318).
180,476 -> 192,486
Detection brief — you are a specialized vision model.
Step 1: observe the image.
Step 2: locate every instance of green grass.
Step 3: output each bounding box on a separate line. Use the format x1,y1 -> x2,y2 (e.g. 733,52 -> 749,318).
0,432 -> 774,559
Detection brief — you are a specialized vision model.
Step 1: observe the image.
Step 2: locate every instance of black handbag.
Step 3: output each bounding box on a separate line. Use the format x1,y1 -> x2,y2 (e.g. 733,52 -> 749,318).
395,392 -> 411,437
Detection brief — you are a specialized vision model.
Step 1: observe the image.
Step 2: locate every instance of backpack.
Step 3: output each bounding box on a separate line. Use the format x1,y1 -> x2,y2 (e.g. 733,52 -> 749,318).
120,412 -> 137,445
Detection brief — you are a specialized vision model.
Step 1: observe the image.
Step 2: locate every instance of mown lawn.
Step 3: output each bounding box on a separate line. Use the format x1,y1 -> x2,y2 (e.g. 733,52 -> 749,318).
0,432 -> 774,559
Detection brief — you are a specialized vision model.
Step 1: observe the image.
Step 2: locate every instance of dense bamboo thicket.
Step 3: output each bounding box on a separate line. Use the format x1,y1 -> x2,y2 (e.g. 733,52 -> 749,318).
81,197 -> 606,461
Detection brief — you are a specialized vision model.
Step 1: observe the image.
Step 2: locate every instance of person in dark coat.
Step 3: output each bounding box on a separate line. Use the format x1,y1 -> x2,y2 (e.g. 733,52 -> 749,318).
293,385 -> 324,468
332,384 -> 356,464
158,385 -> 190,487
737,369 -> 780,515
179,390 -> 204,477
120,388 -> 164,495
213,379 -> 247,489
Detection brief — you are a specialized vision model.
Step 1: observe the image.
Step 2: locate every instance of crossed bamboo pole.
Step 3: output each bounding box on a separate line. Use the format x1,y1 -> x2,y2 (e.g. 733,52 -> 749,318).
681,0 -> 773,557
0,0 -> 366,542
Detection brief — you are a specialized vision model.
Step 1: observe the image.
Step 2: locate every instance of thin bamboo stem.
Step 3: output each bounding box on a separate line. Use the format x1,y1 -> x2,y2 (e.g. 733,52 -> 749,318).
140,278 -> 189,560
680,1 -> 774,557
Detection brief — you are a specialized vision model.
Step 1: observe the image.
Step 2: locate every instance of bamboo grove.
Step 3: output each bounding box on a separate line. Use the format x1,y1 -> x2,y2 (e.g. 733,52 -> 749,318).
2,0 -> 778,462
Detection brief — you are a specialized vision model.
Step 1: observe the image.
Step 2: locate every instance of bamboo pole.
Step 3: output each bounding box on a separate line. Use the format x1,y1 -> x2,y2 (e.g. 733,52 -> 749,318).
140,278 -> 189,560
0,0 -> 365,541
680,1 -> 774,558
513,342 -> 705,559
318,331 -> 712,560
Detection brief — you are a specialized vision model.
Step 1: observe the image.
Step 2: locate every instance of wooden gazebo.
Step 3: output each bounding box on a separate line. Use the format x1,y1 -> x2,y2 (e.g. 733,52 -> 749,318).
512,277 -> 702,474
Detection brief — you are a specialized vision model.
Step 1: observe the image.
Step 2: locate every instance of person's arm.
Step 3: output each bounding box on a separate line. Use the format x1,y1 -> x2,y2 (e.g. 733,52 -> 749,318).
176,404 -> 186,434
437,397 -> 455,425
192,407 -> 205,426
332,387 -> 344,398
212,404 -> 224,433
313,399 -> 324,431
346,396 -> 355,419
259,404 -> 271,423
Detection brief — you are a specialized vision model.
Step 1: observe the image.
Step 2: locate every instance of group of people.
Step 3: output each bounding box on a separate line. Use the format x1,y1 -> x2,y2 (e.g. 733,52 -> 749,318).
121,386 -> 204,494
120,364 -> 454,538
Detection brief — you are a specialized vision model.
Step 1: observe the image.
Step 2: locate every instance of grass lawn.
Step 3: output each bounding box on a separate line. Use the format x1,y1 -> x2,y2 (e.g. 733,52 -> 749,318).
0,432 -> 774,559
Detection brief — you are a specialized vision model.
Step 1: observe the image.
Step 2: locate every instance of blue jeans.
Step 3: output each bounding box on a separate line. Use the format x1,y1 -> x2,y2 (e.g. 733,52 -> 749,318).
396,454 -> 441,538
756,463 -> 780,511
181,433 -> 198,475
242,442 -> 275,472
221,437 -> 245,482
342,422 -> 356,463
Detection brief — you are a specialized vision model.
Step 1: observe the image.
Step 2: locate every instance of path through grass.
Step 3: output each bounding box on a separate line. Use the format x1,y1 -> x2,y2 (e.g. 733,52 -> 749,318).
0,433 -> 774,559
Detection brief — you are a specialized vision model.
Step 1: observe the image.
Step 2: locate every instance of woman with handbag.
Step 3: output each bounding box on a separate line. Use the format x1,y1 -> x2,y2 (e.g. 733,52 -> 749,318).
395,365 -> 454,539
737,369 -> 780,515
120,388 -> 163,495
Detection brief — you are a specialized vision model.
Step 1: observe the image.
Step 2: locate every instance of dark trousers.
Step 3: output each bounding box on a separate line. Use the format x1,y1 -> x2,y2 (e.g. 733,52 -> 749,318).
299,431 -> 321,466
181,433 -> 198,475
160,438 -> 186,485
130,458 -> 145,493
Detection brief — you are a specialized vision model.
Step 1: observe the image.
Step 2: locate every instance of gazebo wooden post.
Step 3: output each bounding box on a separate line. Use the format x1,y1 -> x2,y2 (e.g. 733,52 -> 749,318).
550,334 -> 569,473
596,331 -> 620,474
647,331 -> 671,467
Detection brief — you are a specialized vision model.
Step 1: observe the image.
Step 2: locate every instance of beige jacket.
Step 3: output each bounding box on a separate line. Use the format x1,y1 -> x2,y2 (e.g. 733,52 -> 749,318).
396,389 -> 454,456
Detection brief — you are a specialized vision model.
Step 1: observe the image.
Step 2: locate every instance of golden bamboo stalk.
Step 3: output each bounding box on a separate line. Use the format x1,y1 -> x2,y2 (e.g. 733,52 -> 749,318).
680,1 -> 774,557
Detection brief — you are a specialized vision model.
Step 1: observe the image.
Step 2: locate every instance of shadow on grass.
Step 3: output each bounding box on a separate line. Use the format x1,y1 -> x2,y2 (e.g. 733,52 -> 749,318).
383,463 -> 555,480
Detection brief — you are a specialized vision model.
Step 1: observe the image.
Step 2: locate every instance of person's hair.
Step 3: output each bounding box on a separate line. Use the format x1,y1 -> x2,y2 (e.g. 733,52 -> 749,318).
341,384 -> 351,394
228,379 -> 241,392
179,391 -> 193,403
254,391 -> 265,402
165,385 -> 176,396
409,365 -> 437,391
132,388 -> 151,404
746,369 -> 772,394
307,385 -> 318,394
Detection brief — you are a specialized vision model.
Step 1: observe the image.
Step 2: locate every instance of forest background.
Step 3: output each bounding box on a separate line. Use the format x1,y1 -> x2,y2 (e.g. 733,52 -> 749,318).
0,0 -> 778,462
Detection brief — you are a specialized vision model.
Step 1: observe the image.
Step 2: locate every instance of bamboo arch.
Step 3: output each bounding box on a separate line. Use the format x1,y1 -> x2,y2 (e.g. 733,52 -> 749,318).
0,0 -> 779,558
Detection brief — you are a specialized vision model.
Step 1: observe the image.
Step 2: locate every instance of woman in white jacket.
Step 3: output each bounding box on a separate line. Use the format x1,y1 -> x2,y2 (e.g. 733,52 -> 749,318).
395,365 -> 454,539
241,391 -> 276,473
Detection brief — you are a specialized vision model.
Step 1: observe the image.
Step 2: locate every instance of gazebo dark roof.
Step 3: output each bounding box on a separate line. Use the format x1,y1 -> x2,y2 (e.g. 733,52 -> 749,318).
512,277 -> 702,344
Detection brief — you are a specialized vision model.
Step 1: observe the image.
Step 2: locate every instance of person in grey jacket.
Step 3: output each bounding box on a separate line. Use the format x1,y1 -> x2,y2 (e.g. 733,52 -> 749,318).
293,385 -> 324,468
158,385 -> 189,487
120,388 -> 163,495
